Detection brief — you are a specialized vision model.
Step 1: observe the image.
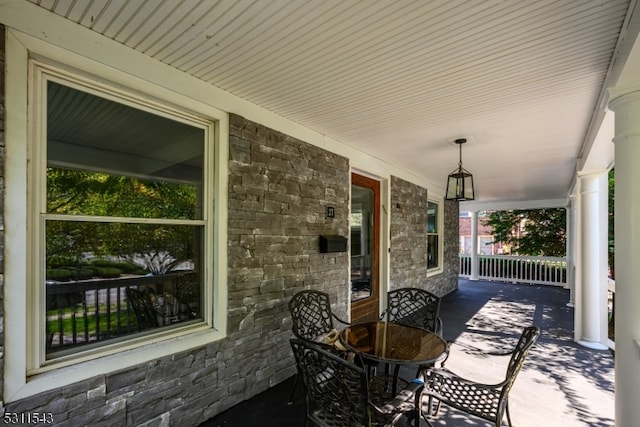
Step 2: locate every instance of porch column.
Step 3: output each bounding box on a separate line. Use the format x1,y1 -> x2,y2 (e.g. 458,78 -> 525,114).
575,172 -> 608,350
609,89 -> 640,427
565,197 -> 576,307
470,210 -> 479,280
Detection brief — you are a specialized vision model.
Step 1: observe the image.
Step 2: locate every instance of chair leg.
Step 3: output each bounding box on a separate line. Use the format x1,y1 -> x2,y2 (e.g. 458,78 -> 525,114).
392,364 -> 401,395
434,399 -> 442,416
417,393 -> 437,427
423,404 -> 435,427
288,373 -> 300,405
504,399 -> 513,427
425,395 -> 433,416
422,395 -> 440,427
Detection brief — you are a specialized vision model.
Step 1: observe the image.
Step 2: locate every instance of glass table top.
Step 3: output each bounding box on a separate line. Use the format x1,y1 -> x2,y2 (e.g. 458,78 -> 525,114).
341,321 -> 447,364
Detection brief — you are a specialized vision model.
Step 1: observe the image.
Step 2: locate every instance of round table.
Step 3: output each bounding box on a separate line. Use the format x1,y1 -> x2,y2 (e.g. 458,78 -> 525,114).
340,321 -> 447,365
340,321 -> 447,396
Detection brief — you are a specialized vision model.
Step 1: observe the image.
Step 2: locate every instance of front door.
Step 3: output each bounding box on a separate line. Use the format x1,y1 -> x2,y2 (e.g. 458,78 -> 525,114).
350,173 -> 380,323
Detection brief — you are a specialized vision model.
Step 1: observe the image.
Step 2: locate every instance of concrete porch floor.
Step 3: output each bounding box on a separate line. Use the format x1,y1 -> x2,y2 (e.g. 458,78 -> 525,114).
201,279 -> 614,427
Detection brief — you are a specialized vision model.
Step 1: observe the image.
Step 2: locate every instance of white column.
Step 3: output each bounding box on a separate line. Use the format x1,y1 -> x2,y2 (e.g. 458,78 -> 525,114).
470,211 -> 479,280
609,90 -> 640,427
565,199 -> 576,308
576,172 -> 609,350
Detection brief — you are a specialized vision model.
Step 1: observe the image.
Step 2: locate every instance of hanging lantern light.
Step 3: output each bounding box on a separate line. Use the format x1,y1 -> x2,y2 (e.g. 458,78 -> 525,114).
445,138 -> 475,201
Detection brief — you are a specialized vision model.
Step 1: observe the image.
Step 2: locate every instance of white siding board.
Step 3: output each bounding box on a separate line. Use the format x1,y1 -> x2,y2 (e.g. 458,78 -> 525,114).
161,0 -> 256,66
137,0 -> 212,58
188,0 -> 297,79
116,1 -> 171,46
208,0 -> 351,87
23,0 -> 632,203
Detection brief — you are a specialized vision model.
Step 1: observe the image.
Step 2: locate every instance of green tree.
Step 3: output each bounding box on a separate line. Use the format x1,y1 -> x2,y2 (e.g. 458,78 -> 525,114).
46,168 -> 198,273
483,208 -> 566,256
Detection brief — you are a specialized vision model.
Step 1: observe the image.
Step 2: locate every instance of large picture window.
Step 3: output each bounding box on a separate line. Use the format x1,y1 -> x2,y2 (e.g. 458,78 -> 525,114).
5,30 -> 228,401
35,70 -> 212,361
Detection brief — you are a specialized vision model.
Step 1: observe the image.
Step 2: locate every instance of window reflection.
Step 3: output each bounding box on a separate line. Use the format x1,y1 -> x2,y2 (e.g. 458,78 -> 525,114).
351,186 -> 374,302
44,80 -> 206,359
45,221 -> 203,358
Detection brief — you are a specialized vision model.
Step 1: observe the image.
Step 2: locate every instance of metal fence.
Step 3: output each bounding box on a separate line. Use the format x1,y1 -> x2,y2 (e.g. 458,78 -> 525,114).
46,271 -> 199,356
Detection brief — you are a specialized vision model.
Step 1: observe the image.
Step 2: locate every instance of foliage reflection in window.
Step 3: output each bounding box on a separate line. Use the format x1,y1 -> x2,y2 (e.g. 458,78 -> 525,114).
47,169 -> 198,219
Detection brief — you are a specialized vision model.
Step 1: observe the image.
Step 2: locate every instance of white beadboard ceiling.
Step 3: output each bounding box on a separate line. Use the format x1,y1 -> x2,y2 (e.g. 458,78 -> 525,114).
26,0 -> 636,208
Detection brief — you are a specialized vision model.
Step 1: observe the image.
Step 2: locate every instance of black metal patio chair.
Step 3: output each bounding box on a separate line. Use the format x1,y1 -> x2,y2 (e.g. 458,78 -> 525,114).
379,287 -> 445,385
174,272 -> 200,319
287,290 -> 351,404
421,326 -> 541,427
290,338 -> 424,427
126,287 -> 160,330
289,290 -> 350,342
383,287 -> 443,335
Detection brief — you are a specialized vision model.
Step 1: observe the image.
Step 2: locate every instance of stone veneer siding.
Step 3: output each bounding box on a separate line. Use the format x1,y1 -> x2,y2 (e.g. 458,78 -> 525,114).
389,176 -> 459,296
227,114 -> 351,325
429,199 -> 460,295
389,176 -> 429,289
0,40 -> 350,424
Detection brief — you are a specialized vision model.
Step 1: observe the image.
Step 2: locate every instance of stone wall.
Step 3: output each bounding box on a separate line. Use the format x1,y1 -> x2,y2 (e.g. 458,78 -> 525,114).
429,200 -> 460,295
389,176 -> 459,296
389,176 -> 429,289
227,114 -> 351,325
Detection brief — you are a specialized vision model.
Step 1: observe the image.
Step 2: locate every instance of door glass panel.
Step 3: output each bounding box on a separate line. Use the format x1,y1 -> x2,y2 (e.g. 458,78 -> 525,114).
351,185 -> 374,302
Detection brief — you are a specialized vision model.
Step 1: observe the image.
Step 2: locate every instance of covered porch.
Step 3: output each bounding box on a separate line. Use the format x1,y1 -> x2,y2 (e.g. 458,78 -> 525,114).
0,1 -> 636,425
205,279 -> 614,426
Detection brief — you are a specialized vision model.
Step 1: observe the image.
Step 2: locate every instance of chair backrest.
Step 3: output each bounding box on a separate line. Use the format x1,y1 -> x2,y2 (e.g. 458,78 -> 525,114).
126,288 -> 160,330
174,272 -> 200,304
386,287 -> 441,332
502,326 -> 540,394
290,338 -> 370,426
288,290 -> 336,341
424,325 -> 540,425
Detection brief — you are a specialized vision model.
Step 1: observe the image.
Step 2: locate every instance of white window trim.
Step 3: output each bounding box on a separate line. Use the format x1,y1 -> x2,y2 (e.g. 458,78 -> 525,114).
427,197 -> 444,276
5,29 -> 229,402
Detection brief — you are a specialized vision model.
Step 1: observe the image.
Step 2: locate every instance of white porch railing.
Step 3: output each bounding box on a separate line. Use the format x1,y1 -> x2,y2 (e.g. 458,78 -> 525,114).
459,254 -> 567,286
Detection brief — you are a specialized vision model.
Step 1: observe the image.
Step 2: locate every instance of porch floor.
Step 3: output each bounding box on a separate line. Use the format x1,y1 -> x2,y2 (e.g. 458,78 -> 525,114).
200,279 -> 614,427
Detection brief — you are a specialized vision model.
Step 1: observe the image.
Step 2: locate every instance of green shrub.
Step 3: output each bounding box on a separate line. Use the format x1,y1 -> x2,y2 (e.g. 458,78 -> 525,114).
91,259 -> 142,272
48,256 -> 78,269
95,267 -> 122,278
110,261 -> 141,273
76,267 -> 96,280
91,259 -> 117,268
46,268 -> 75,281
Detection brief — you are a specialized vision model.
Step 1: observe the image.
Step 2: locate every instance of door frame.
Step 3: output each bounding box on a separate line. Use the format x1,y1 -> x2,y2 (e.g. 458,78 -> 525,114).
350,173 -> 381,323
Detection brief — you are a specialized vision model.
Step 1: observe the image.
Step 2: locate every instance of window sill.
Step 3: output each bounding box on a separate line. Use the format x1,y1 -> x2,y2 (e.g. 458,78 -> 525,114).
427,267 -> 444,277
9,327 -> 224,403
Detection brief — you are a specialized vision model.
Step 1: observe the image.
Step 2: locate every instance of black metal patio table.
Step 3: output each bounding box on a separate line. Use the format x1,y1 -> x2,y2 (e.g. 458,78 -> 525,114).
340,321 -> 447,394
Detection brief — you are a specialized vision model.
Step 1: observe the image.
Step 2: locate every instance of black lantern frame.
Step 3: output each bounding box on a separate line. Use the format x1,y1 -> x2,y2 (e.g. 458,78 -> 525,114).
445,138 -> 475,201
